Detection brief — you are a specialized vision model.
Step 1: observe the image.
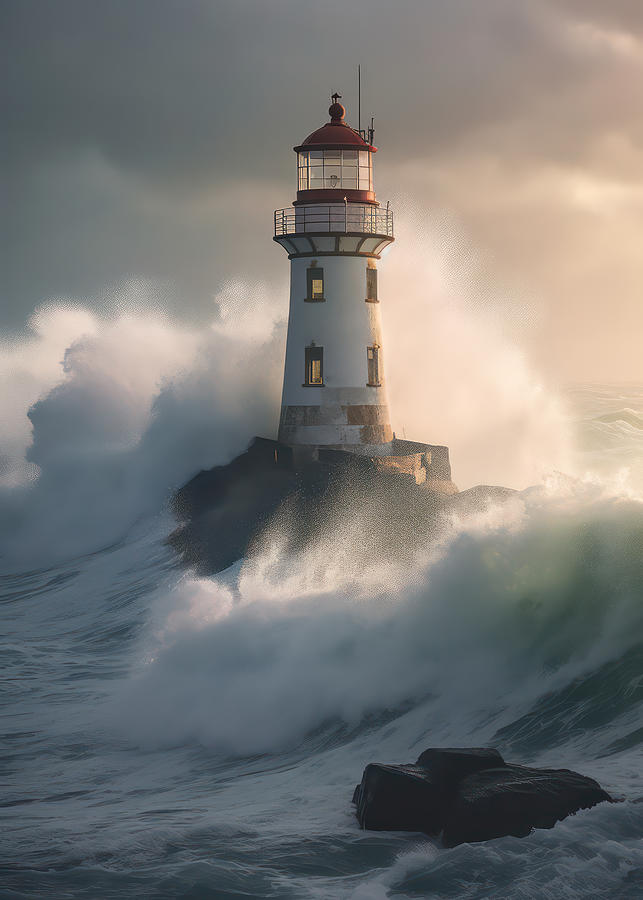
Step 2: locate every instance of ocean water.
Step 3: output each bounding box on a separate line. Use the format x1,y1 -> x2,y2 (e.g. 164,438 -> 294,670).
1,383 -> 642,899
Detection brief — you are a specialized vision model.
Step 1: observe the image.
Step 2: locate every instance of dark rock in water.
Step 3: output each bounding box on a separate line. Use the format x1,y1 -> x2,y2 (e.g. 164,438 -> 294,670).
353,747 -> 612,846
354,763 -> 449,835
354,748 -> 506,836
415,747 -> 504,782
442,764 -> 612,847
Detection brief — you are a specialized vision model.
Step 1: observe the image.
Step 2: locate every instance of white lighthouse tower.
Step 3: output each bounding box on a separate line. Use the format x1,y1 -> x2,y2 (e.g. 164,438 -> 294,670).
273,94 -> 455,489
274,94 -> 394,451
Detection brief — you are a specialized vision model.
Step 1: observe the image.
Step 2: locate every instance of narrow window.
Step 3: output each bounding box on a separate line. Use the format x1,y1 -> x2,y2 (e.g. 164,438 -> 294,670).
366,267 -> 378,302
306,267 -> 324,301
305,345 -> 324,385
367,345 -> 381,386
297,152 -> 309,190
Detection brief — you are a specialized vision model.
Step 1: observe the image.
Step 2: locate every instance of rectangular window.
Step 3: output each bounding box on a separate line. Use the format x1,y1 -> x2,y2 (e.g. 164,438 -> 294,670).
306,267 -> 324,301
297,152 -> 309,190
367,345 -> 381,386
305,346 -> 324,385
366,267 -> 378,302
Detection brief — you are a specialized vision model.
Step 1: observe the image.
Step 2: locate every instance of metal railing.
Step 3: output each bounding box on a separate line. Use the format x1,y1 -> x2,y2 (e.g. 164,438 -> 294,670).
274,203 -> 394,238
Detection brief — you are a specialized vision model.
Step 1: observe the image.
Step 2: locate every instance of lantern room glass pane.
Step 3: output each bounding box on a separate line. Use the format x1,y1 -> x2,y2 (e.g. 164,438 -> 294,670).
324,166 -> 341,189
309,167 -> 323,189
298,148 -> 374,192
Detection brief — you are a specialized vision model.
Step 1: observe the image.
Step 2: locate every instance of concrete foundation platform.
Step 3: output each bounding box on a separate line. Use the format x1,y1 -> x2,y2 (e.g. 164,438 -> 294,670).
287,437 -> 457,491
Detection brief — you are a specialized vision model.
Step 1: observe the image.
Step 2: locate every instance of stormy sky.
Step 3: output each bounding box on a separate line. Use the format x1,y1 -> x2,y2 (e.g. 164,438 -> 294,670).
3,0 -> 642,381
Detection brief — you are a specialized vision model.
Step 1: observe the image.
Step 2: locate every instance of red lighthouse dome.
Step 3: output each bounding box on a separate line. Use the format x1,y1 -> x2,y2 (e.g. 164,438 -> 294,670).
295,97 -> 376,153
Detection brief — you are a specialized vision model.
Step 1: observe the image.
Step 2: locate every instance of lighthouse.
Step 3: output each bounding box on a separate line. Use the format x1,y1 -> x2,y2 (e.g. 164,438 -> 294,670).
274,94 -> 394,451
171,95 -> 456,569
272,93 -> 455,489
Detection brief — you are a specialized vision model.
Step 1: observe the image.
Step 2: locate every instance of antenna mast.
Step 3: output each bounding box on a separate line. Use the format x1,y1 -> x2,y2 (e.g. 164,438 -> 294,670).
358,64 -> 361,137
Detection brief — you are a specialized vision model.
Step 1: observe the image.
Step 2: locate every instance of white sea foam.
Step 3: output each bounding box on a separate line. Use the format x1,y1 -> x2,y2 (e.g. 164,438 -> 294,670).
2,228 -> 642,900
110,483 -> 643,758
0,282 -> 285,566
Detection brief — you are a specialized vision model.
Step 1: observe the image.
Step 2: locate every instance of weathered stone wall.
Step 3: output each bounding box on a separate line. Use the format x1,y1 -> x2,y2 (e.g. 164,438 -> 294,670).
279,393 -> 393,446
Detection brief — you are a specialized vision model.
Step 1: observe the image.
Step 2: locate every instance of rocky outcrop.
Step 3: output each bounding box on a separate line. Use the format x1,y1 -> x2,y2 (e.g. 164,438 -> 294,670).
353,747 -> 611,846
353,749 -> 503,835
442,763 -> 612,846
169,437 -> 513,575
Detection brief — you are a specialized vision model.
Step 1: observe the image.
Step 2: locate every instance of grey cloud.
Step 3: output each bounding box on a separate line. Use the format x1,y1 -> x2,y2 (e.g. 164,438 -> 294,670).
3,0 -> 642,378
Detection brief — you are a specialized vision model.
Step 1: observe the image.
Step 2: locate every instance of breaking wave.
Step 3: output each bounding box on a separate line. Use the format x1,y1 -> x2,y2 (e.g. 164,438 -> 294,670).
1,271 -> 642,898
111,481 -> 643,759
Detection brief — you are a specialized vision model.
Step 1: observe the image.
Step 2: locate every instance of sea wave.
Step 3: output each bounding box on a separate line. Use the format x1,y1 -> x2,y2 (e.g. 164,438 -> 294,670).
109,482 -> 643,760
1,295 -> 642,897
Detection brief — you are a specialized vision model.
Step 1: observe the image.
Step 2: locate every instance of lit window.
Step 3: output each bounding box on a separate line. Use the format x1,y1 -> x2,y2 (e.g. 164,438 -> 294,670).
367,345 -> 381,386
306,267 -> 324,301
305,345 -> 324,385
366,267 -> 378,302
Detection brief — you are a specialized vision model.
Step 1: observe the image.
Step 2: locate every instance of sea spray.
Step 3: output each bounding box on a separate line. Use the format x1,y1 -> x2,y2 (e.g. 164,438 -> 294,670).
1,385 -> 642,900
0,289 -> 285,568
1,212 -> 580,571
110,482 -> 643,758
382,207 -> 572,489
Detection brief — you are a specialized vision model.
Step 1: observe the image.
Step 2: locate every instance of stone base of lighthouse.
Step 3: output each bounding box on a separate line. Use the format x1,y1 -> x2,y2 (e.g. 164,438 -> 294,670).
278,388 -> 393,448
283,435 -> 456,489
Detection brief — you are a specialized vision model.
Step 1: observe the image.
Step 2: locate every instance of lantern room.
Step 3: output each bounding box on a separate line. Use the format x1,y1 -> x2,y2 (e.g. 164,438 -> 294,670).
294,94 -> 376,204
297,149 -> 373,193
